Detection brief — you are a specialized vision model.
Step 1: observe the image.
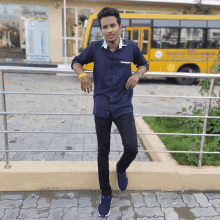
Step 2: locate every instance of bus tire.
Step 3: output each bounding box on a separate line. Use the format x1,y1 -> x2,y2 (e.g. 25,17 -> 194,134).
175,67 -> 197,85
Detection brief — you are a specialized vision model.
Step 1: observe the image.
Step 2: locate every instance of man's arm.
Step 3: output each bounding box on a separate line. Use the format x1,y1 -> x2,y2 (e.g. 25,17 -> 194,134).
72,63 -> 93,93
71,43 -> 94,93
134,65 -> 147,77
125,66 -> 146,89
125,43 -> 148,89
72,63 -> 86,76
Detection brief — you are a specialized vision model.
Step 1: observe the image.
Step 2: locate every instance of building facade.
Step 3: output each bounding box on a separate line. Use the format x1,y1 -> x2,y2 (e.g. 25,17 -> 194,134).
0,0 -> 219,67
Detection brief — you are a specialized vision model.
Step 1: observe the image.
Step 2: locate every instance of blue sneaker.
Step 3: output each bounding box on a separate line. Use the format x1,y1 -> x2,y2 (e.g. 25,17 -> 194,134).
98,195 -> 112,217
116,161 -> 128,191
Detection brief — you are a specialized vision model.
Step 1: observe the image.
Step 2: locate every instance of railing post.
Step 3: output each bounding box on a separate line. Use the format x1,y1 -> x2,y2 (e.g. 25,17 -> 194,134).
0,71 -> 11,169
198,78 -> 215,168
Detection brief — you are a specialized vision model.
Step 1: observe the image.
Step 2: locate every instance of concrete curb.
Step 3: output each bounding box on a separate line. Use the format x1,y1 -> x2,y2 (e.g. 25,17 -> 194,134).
1,117 -> 220,192
135,117 -> 178,165
1,159 -> 220,191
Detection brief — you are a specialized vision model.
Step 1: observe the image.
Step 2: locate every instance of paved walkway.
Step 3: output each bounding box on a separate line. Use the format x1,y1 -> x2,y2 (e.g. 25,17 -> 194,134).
1,189 -> 220,220
0,72 -> 220,220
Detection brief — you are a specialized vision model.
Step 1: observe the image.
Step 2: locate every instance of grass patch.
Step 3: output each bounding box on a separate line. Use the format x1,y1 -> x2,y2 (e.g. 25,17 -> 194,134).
142,116 -> 220,166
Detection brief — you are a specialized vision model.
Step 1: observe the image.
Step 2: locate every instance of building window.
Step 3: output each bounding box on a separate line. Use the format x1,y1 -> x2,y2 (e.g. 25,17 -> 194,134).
0,3 -> 50,62
62,7 -> 92,57
152,28 -> 179,48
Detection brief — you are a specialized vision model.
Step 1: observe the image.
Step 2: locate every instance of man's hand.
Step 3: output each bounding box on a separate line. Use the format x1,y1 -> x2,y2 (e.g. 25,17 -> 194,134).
125,73 -> 140,89
80,76 -> 93,93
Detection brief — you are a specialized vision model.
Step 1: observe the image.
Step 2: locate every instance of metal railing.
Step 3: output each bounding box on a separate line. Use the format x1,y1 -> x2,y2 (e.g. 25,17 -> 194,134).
0,66 -> 220,170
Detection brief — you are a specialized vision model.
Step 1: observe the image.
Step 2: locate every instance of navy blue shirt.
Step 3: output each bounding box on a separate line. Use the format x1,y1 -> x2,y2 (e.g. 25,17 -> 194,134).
71,38 -> 148,118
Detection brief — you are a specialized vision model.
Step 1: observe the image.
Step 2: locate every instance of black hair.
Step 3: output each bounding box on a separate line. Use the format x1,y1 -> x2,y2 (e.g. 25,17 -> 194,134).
97,7 -> 121,29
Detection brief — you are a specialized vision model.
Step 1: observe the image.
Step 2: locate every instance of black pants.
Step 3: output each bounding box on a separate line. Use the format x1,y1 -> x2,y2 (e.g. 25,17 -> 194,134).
94,111 -> 138,196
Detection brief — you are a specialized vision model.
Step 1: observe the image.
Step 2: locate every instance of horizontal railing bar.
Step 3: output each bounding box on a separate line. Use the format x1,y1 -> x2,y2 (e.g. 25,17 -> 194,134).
0,112 -> 219,119
0,149 -> 219,154
1,67 -> 220,78
0,130 -> 219,137
0,91 -> 219,99
138,132 -> 219,136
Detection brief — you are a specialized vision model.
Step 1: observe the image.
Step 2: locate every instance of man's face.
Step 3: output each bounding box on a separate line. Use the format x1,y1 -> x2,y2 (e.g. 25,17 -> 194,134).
100,16 -> 122,43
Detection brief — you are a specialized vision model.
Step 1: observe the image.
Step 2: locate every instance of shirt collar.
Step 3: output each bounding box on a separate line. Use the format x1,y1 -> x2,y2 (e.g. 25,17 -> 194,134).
101,36 -> 127,49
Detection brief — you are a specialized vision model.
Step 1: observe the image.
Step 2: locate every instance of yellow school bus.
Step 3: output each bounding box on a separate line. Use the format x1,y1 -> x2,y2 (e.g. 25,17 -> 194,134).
81,13 -> 220,85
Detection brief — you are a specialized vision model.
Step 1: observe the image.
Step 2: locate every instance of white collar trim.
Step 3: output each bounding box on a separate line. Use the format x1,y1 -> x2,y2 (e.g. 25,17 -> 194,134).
101,36 -> 127,49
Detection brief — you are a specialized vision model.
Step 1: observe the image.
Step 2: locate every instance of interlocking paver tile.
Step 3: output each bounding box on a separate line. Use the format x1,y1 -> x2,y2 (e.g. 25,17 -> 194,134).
19,208 -> 50,219
62,207 -> 78,220
0,194 -> 23,200
161,207 -> 179,220
194,217 -> 220,220
37,197 -> 51,209
156,192 -> 182,200
51,198 -> 78,208
143,192 -> 160,207
78,207 -> 96,217
208,199 -> 220,208
78,197 -> 92,207
134,207 -> 164,218
22,193 -> 39,208
137,218 -> 165,220
121,206 -> 135,219
205,194 -> 220,200
181,194 -> 200,207
193,193 -> 213,207
47,208 -> 64,220
1,208 -> 19,220
158,199 -> 187,208
0,200 -> 23,209
112,198 -> 132,207
130,193 -> 146,208
190,207 -> 219,217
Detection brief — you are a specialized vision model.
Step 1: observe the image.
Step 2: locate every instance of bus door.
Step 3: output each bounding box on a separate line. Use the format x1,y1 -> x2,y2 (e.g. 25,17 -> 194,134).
126,27 -> 151,70
126,27 -> 141,48
140,27 -> 151,64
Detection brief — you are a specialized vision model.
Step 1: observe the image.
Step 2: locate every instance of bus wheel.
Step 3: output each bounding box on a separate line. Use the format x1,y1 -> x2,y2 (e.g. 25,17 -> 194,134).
175,67 -> 197,85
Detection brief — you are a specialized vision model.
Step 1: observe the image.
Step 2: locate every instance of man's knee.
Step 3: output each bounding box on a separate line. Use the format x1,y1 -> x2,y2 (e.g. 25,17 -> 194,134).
124,145 -> 138,156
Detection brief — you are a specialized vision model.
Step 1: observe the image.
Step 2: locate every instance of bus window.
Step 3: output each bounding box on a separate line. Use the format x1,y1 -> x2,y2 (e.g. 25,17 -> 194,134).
152,28 -> 179,48
88,27 -> 103,44
180,28 -> 205,49
133,29 -> 138,45
142,29 -> 148,54
120,28 -> 130,40
207,29 -> 220,49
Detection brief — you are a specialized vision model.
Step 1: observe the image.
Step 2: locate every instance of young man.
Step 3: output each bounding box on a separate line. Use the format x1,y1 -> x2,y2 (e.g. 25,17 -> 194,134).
71,7 -> 148,217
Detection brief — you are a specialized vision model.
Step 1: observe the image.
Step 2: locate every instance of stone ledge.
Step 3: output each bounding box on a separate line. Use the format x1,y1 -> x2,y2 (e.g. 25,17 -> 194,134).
1,160 -> 220,191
